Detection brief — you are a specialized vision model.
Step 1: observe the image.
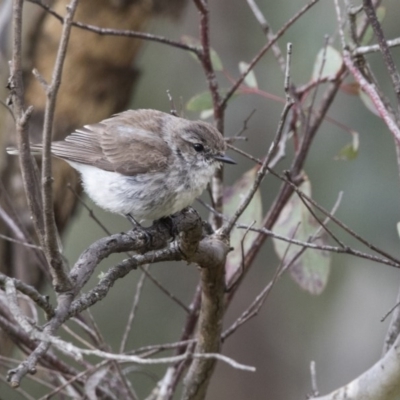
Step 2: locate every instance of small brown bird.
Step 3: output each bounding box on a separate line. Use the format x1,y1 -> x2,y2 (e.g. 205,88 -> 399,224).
9,109 -> 235,222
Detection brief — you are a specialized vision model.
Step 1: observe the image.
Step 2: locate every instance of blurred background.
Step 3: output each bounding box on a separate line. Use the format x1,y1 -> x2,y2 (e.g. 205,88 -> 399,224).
2,0 -> 400,398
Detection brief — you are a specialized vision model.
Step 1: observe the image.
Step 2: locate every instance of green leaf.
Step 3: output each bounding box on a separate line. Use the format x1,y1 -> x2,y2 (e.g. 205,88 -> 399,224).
224,167 -> 263,282
186,91 -> 213,111
186,90 -> 238,112
181,35 -> 223,71
272,176 -> 331,295
238,61 -> 258,89
312,45 -> 343,81
335,131 -> 359,161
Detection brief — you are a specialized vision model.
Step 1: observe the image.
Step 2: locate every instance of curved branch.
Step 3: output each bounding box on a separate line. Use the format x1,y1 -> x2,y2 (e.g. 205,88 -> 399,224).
311,333 -> 400,400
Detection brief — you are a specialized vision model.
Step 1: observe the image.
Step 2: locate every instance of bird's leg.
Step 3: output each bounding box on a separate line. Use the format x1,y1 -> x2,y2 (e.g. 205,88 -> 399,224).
125,213 -> 151,246
126,213 -> 141,228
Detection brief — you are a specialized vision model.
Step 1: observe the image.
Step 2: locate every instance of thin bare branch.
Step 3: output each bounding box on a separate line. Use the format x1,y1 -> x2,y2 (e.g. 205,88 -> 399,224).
221,44 -> 294,236
237,225 -> 400,269
265,166 -> 400,265
119,267 -> 147,353
57,341 -> 256,371
9,0 -> 44,243
353,37 -> 400,56
40,0 -> 79,292
246,0 -> 286,72
27,0 -> 200,55
221,0 -> 320,109
0,274 -> 54,319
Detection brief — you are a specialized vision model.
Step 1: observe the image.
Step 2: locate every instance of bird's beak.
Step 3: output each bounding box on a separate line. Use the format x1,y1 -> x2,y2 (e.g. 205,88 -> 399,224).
214,154 -> 236,164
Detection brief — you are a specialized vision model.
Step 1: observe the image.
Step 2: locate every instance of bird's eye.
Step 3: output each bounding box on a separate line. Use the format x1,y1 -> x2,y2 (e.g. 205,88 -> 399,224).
193,143 -> 204,152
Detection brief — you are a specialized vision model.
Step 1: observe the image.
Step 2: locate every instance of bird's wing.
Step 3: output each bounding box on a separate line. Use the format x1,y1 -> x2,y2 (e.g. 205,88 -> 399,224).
51,110 -> 172,176
99,110 -> 172,175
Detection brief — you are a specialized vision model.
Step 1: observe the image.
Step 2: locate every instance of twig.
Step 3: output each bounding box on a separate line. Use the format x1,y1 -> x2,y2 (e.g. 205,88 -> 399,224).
225,108 -> 256,142
26,0 -> 200,55
237,225 -> 400,269
0,316 -> 93,395
193,0 -> 219,116
336,0 -> 400,186
289,176 -> 346,248
50,339 -> 256,371
335,1 -> 400,144
67,184 -> 111,234
353,37 -> 400,56
0,274 -> 54,319
222,231 -> 294,340
193,0 -> 225,230
40,0 -> 79,292
363,0 -> 400,118
0,232 -> 41,250
32,67 -> 49,92
221,0 -> 320,109
37,360 -> 110,400
159,285 -> 202,400
246,0 -> 286,73
221,43 -> 294,236
0,183 -> 48,270
226,143 -> 262,165
139,265 -> 190,313
0,98 -> 16,122
9,0 -> 44,248
130,339 -> 196,357
225,192 -> 342,339
119,267 -> 148,353
265,166 -> 400,265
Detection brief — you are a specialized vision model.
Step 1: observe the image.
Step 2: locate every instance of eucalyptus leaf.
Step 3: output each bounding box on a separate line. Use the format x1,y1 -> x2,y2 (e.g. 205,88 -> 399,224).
186,90 -> 238,112
335,131 -> 359,161
239,61 -> 258,89
312,45 -> 343,81
186,91 -> 213,111
181,35 -> 223,71
272,176 -> 331,295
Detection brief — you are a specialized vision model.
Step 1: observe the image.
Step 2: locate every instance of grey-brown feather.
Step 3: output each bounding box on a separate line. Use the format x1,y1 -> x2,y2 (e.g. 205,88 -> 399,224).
33,110 -> 175,176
